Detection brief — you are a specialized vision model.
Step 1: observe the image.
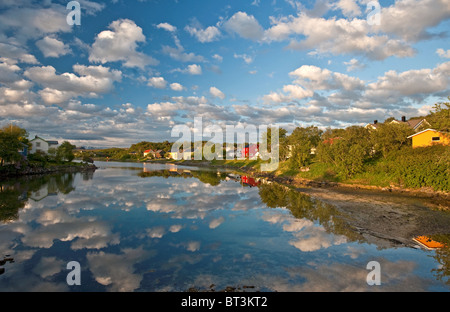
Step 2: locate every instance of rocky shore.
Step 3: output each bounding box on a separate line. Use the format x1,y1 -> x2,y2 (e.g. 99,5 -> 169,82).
0,162 -> 97,178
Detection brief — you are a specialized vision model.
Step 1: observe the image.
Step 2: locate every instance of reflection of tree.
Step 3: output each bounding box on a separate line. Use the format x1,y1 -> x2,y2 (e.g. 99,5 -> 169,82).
0,186 -> 26,223
258,183 -> 362,243
431,234 -> 450,285
194,171 -> 226,186
0,172 -> 79,222
138,169 -> 228,186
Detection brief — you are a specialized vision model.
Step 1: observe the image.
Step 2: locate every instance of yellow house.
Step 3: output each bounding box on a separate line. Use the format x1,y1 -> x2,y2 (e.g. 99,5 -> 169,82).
407,129 -> 450,148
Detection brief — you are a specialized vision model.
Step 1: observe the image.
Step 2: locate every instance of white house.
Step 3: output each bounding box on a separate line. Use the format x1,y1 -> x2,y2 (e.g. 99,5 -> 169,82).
30,136 -> 59,154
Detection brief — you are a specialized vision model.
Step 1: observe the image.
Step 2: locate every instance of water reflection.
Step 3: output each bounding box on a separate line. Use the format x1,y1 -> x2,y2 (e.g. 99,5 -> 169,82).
0,173 -> 81,223
0,162 -> 448,291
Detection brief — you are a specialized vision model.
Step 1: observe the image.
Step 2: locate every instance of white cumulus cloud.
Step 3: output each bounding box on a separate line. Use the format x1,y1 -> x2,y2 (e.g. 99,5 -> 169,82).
89,19 -> 158,69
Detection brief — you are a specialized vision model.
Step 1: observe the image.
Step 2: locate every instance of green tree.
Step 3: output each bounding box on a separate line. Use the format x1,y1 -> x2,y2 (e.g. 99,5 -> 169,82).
427,97 -> 450,132
371,122 -> 414,158
287,126 -> 322,167
316,126 -> 372,178
56,141 -> 76,162
0,124 -> 28,166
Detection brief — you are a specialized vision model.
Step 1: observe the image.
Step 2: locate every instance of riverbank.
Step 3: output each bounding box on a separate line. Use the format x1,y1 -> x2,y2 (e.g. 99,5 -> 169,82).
143,158 -> 450,249
145,158 -> 450,208
0,161 -> 97,178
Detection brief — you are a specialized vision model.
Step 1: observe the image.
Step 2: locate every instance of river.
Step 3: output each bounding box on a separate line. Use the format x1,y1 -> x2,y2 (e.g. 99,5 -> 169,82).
0,161 -> 449,292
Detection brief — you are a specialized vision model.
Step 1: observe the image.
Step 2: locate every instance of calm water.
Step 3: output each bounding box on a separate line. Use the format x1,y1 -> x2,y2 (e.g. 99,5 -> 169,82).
0,161 -> 449,292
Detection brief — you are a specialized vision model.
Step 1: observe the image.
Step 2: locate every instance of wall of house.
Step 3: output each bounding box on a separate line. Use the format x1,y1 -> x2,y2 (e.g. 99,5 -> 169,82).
30,139 -> 49,154
412,130 -> 450,148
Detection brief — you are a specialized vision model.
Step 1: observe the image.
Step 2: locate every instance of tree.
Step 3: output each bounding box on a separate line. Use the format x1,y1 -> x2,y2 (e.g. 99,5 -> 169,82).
0,124 -> 28,166
427,97 -> 450,132
57,141 -> 76,162
316,126 -> 372,178
287,126 -> 322,167
371,122 -> 414,158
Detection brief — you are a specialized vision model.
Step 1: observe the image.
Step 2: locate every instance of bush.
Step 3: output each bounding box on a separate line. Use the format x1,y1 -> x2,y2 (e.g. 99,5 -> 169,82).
383,145 -> 450,191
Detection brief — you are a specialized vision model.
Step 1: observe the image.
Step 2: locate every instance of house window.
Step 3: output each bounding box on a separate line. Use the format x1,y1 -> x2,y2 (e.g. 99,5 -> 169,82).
432,137 -> 440,141
36,142 -> 41,147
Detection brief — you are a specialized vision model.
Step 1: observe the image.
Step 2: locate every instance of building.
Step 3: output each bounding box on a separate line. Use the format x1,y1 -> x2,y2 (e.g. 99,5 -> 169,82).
143,149 -> 154,157
407,129 -> 450,148
365,120 -> 380,130
30,136 -> 58,154
241,144 -> 259,159
365,117 -> 430,132
183,148 -> 194,160
18,142 -> 28,158
391,116 -> 430,132
168,150 -> 182,160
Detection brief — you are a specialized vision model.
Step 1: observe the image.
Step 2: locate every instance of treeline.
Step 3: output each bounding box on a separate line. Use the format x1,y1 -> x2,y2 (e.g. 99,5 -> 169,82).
279,100 -> 450,191
75,141 -> 175,161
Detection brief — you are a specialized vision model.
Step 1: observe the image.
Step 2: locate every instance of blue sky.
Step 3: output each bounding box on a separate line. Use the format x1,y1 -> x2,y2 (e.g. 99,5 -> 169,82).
0,0 -> 449,147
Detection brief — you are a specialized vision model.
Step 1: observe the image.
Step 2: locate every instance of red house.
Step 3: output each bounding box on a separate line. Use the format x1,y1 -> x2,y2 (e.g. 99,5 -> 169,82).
241,144 -> 259,159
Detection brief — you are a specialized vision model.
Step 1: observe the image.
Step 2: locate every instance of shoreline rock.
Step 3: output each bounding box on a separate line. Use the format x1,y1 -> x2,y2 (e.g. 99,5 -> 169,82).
0,163 -> 98,178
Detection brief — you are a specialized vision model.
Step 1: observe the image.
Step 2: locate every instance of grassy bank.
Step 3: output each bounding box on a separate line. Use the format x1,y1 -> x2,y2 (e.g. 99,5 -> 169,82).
152,149 -> 449,195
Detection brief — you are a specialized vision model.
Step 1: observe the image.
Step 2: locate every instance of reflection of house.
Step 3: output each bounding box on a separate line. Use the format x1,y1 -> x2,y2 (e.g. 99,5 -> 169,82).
29,183 -> 57,202
413,236 -> 445,250
407,129 -> 450,148
241,176 -> 260,187
30,135 -> 58,154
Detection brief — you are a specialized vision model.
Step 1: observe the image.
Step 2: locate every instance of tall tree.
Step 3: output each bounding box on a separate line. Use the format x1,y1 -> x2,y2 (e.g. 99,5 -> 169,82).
0,125 -> 28,166
287,126 -> 322,167
371,122 -> 414,158
427,97 -> 450,132
57,141 -> 76,162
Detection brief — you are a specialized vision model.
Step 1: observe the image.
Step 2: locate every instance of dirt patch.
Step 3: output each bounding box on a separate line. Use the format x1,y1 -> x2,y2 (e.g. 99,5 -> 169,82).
295,185 -> 450,249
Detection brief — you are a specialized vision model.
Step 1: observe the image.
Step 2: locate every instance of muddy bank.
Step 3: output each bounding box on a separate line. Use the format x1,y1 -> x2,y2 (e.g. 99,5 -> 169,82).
256,174 -> 450,249
150,159 -> 450,249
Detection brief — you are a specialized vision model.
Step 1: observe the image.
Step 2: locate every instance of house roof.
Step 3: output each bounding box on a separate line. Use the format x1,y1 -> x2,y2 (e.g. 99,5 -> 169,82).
30,136 -> 46,142
30,136 -> 58,145
407,128 -> 438,138
365,123 -> 380,129
392,118 -> 428,130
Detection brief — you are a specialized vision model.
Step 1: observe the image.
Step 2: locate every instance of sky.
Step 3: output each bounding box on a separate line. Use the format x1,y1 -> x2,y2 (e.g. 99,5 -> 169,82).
0,0 -> 449,148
